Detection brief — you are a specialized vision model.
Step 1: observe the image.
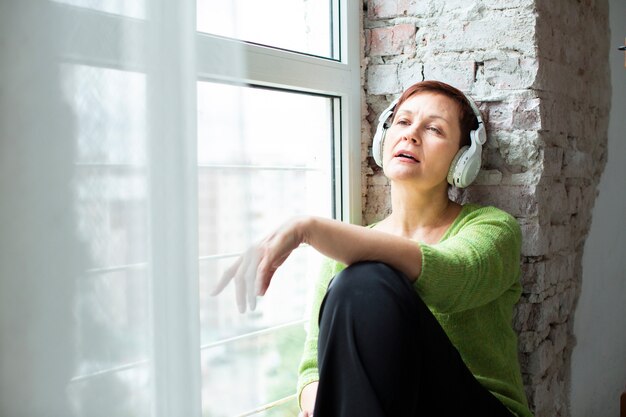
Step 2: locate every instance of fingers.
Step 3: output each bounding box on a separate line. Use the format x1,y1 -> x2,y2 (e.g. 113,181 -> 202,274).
210,246 -> 261,314
245,247 -> 260,311
256,256 -> 274,297
211,224 -> 299,313
210,255 -> 243,296
234,250 -> 253,314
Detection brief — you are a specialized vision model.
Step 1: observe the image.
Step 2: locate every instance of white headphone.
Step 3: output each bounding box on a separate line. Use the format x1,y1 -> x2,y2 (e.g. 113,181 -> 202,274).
372,93 -> 487,188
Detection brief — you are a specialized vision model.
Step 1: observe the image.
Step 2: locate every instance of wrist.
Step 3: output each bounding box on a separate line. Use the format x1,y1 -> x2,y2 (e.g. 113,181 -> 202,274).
299,380 -> 318,412
296,215 -> 315,246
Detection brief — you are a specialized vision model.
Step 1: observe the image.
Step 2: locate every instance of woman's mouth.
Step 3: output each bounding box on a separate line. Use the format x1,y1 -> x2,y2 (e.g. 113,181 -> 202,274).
394,151 -> 420,162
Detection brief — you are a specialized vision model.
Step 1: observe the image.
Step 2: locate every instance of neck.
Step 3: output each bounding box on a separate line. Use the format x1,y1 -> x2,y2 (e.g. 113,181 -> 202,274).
387,181 -> 456,237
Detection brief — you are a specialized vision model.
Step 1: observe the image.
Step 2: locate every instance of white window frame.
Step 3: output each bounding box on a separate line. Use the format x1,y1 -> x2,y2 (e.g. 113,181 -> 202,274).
56,0 -> 361,415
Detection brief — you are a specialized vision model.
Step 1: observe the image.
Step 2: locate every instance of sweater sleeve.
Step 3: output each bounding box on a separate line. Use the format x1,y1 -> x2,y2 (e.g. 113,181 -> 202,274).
296,257 -> 346,410
414,206 -> 522,314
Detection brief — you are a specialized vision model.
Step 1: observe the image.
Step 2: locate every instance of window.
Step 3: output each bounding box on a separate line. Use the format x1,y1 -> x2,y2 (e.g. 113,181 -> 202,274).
48,0 -> 360,415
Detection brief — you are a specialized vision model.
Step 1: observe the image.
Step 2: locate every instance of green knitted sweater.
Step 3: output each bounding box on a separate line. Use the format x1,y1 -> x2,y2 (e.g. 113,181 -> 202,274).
297,204 -> 533,417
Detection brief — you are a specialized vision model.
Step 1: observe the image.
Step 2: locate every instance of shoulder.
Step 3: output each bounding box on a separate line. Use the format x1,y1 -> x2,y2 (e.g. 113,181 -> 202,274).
449,204 -> 522,245
458,204 -> 520,230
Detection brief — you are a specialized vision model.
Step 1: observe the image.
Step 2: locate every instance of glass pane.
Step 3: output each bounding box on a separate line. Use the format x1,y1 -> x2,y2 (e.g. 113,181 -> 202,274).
52,0 -> 146,19
200,246 -> 320,345
63,64 -> 152,415
201,325 -> 305,417
197,0 -> 337,59
198,82 -> 335,414
197,82 -> 334,254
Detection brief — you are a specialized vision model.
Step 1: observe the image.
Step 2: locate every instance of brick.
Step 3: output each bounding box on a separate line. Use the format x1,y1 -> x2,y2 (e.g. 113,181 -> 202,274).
519,327 -> 550,353
565,185 -> 581,213
406,0 -> 440,17
549,323 -> 567,354
529,294 -> 560,332
367,0 -> 399,19
557,286 -> 577,322
502,170 -> 542,186
458,185 -> 538,218
542,147 -> 563,177
562,149 -> 593,178
513,301 -> 533,332
369,24 -> 416,57
545,256 -> 570,287
485,0 -> 535,9
368,0 -> 432,19
511,97 -> 542,130
493,130 -> 541,169
484,58 -> 538,89
520,259 -> 561,301
519,218 -> 549,257
530,373 -> 558,416
397,60 -> 423,91
483,96 -> 542,132
548,224 -> 571,253
526,338 -> 555,375
423,60 -> 475,91
419,16 -> 535,56
366,64 -> 400,95
536,182 -> 568,220
474,169 -> 502,185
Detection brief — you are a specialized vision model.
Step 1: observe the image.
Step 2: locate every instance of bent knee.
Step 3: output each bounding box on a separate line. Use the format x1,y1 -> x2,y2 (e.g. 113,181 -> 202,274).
327,261 -> 411,300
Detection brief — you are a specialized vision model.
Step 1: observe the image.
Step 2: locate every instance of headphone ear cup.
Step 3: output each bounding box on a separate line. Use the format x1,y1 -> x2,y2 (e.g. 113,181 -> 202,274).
447,146 -> 468,186
372,98 -> 399,168
448,142 -> 483,188
372,125 -> 387,167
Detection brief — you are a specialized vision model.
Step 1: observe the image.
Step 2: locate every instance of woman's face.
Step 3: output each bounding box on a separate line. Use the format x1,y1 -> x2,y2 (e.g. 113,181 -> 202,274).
382,92 -> 463,190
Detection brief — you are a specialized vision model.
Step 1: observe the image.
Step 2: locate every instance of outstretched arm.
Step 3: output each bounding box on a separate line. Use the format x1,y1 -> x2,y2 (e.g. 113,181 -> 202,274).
212,216 -> 422,312
257,216 -> 422,294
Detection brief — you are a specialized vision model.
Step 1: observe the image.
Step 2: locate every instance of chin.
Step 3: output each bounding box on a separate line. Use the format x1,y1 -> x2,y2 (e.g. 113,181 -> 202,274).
383,163 -> 419,180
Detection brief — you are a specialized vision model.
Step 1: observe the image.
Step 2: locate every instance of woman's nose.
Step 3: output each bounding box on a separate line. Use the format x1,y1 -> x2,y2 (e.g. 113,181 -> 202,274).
402,129 -> 421,144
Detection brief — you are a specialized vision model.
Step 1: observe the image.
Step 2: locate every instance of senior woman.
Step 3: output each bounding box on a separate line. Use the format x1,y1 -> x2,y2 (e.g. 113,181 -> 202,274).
214,80 -> 533,417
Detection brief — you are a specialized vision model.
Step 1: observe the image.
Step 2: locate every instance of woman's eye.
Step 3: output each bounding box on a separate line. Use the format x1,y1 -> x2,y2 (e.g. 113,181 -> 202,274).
397,119 -> 410,126
428,126 -> 442,134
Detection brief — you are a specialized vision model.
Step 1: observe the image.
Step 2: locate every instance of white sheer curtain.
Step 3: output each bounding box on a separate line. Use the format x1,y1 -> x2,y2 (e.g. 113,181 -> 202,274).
0,1 -> 224,415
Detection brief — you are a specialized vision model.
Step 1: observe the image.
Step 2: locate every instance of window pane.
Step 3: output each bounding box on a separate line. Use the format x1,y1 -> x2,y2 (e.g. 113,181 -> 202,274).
197,82 -> 335,256
62,64 -> 152,415
201,325 -> 304,417
198,82 -> 336,414
197,0 -> 337,59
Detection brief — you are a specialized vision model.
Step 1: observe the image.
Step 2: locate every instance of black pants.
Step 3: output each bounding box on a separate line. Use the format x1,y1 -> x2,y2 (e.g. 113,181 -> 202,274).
314,261 -> 514,417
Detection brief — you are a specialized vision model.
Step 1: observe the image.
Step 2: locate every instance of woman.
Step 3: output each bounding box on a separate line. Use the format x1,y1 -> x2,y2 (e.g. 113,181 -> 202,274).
214,81 -> 533,417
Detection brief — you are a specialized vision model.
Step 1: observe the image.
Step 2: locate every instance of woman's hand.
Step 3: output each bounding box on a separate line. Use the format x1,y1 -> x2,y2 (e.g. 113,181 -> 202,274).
211,217 -> 309,313
299,381 -> 318,417
211,215 -> 423,313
